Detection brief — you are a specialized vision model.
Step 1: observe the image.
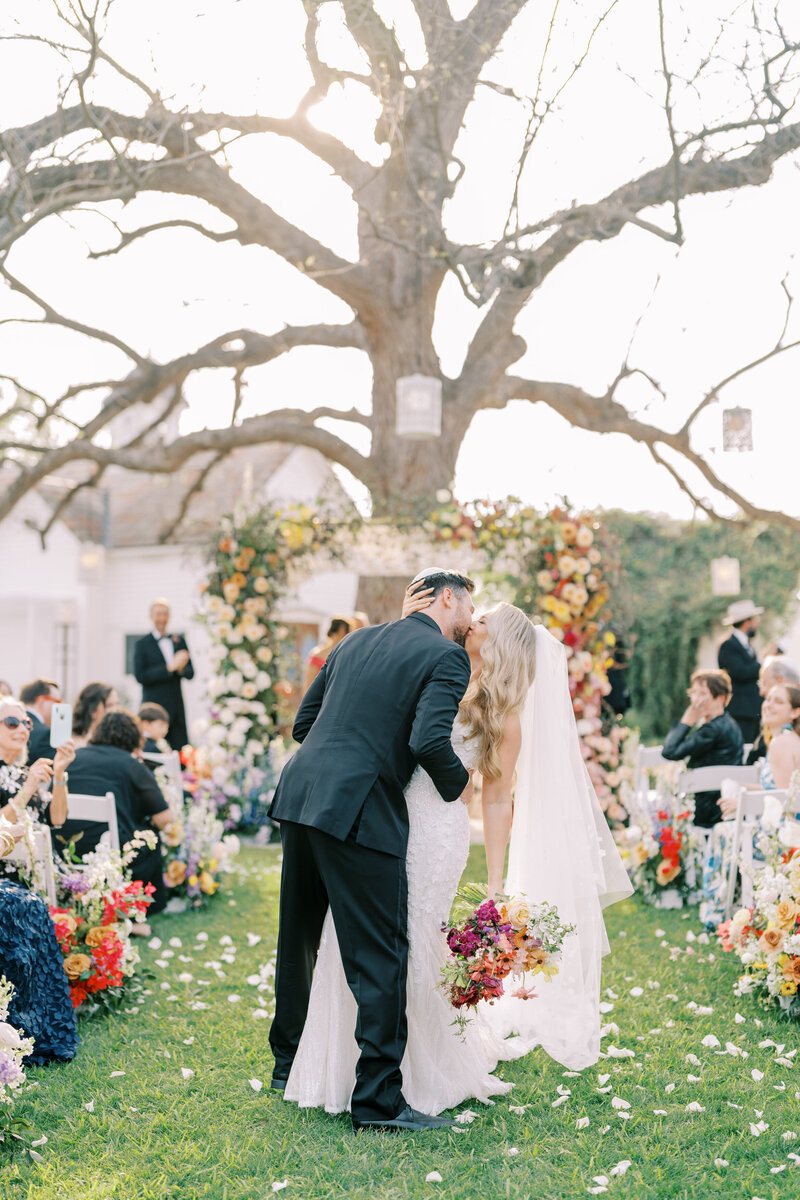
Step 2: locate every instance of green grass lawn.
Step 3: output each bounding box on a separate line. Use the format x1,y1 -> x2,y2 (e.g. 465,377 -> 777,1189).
2,844 -> 799,1200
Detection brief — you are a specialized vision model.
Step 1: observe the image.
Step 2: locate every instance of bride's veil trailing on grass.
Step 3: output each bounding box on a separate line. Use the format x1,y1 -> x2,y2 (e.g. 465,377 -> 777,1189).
488,624 -> 633,1070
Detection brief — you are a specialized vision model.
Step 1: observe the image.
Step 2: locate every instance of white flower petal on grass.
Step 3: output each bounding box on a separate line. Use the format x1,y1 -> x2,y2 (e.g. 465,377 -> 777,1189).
183,1037 -> 195,1045
196,932 -> 209,943
686,1054 -> 702,1066
653,1110 -> 668,1115
665,1084 -> 676,1094
605,1045 -> 635,1059
592,1176 -> 609,1186
509,1105 -> 527,1115
148,937 -> 162,950
596,1086 -> 612,1094
169,937 -> 182,948
425,1172 -> 443,1183
556,1085 -> 571,1096
181,1068 -> 194,1081
701,1034 -> 721,1049
687,1075 -> 702,1083
31,1136 -> 47,1147
611,1097 -> 630,1111
110,1071 -> 125,1078
551,1095 -> 569,1108
655,928 -> 665,937
228,994 -> 241,1003
749,1120 -> 768,1136
629,987 -> 644,997
598,1074 -> 610,1085
84,1100 -> 94,1112
751,1069 -> 764,1082
563,1071 -> 581,1078
734,1013 -> 746,1024
789,1152 -> 800,1165
770,1166 -> 787,1174
508,1147 -> 519,1157
726,1102 -> 743,1110
454,1110 -> 478,1124
782,1131 -> 798,1141
251,1010 -> 269,1020
271,1183 -> 288,1193
28,1150 -> 44,1163
775,1057 -> 795,1069
714,1159 -> 729,1168
587,1189 -> 608,1195
576,1117 -> 590,1129
610,1161 -> 632,1177
599,1002 -> 614,1014
249,1078 -> 263,1092
685,1102 -> 705,1113
178,973 -> 193,984
219,935 -> 233,946
247,933 -> 262,947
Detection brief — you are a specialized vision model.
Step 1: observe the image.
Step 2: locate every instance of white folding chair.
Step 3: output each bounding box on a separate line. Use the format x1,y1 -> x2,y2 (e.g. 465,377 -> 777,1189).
677,763 -> 761,795
142,750 -> 182,793
5,825 -> 57,906
722,787 -> 793,918
66,791 -> 120,853
629,745 -> 667,826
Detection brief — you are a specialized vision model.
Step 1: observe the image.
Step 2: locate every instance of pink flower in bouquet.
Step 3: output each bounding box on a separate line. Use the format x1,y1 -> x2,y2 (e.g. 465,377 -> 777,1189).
511,985 -> 537,1001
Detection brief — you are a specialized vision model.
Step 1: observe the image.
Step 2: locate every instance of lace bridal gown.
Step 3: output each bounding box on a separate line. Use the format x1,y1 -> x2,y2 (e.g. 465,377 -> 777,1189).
284,720 -> 520,1115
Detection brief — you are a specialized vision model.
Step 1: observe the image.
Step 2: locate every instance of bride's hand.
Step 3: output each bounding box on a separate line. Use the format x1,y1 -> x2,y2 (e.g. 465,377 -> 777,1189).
459,775 -> 474,808
401,580 -> 434,619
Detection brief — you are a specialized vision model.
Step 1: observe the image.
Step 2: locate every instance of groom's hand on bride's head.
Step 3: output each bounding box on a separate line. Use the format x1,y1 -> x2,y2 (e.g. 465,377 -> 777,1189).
400,581 -> 435,619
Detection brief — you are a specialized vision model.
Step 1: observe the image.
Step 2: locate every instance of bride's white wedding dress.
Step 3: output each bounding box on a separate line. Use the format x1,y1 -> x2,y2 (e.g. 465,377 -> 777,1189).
285,625 -> 633,1114
284,718 -> 521,1114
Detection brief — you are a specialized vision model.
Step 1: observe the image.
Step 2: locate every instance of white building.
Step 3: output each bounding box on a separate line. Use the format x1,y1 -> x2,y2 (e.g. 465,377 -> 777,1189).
0,444 -> 361,733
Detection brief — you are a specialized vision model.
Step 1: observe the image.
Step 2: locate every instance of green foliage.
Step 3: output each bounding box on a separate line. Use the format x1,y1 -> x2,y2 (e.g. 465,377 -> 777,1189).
601,512 -> 800,742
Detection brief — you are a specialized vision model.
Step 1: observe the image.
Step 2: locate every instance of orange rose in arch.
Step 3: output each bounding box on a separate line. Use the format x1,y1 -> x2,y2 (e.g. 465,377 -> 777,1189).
656,858 -> 681,886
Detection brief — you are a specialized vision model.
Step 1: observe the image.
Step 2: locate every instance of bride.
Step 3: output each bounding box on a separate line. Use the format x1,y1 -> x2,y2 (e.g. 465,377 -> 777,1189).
283,585 -> 632,1116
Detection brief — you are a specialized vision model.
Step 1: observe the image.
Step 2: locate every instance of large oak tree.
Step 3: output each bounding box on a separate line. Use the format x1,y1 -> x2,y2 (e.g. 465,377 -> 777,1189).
1,0 -> 800,538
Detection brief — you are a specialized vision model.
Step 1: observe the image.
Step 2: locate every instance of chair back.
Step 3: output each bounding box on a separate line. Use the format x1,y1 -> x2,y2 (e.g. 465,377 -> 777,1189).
66,791 -> 120,853
5,824 -> 57,906
722,787 -> 789,917
678,763 -> 761,795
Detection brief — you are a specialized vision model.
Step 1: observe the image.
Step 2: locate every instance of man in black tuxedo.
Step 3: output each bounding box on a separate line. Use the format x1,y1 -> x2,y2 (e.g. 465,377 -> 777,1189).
268,569 -> 475,1133
20,678 -> 60,763
717,599 -> 767,745
133,600 -> 194,750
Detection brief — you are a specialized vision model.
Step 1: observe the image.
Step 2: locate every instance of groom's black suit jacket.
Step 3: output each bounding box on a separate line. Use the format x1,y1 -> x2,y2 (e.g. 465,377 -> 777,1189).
268,612 -> 471,858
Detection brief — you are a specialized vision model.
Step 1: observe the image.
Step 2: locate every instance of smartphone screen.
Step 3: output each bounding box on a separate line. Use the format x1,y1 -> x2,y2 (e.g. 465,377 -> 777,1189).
49,702 -> 73,748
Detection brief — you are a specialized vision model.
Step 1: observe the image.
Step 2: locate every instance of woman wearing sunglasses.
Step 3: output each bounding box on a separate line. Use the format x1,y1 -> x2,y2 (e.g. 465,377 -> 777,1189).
0,696 -> 79,1063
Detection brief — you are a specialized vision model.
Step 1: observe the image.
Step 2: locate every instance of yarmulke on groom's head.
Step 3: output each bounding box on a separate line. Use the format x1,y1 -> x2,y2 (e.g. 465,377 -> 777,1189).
408,567 -> 476,597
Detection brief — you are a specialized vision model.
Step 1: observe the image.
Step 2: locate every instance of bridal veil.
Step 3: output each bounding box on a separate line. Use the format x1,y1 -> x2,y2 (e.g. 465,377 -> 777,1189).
487,623 -> 633,1070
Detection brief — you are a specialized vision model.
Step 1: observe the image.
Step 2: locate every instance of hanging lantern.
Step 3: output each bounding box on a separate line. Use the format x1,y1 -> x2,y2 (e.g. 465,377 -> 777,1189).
711,555 -> 741,596
722,406 -> 753,451
395,374 -> 442,439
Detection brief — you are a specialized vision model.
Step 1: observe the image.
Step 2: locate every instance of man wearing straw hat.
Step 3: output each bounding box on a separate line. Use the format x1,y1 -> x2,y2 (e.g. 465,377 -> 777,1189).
717,598 -> 766,745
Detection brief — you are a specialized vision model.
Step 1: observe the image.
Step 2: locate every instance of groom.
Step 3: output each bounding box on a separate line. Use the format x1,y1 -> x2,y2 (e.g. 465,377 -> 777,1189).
268,569 -> 475,1132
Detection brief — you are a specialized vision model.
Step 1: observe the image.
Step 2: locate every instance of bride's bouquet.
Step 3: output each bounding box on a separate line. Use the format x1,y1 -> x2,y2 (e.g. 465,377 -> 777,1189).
440,883 -> 575,1025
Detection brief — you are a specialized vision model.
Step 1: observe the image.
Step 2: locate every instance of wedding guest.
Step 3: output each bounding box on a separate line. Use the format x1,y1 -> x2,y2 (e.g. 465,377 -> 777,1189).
133,599 -> 194,751
758,683 -> 800,791
72,681 -> 119,749
662,669 -> 743,827
302,616 -> 351,692
0,697 -> 74,872
19,678 -> 61,762
61,710 -> 171,923
138,703 -> 171,754
0,822 -> 79,1063
745,656 -> 800,765
718,599 -> 772,745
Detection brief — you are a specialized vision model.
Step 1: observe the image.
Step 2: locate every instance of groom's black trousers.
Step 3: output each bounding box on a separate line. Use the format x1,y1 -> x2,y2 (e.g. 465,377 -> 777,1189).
269,820 -> 409,1123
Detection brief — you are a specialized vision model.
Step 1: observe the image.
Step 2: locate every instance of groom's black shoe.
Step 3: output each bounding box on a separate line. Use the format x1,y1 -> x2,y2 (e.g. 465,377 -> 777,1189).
270,1075 -> 288,1091
352,1105 -> 457,1133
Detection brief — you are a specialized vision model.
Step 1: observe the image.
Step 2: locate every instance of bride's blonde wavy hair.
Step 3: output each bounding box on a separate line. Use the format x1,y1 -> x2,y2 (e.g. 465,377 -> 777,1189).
459,602 -> 537,781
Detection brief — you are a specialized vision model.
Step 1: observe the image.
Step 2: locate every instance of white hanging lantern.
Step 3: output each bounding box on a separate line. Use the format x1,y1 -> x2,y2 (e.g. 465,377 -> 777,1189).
395,374 -> 442,439
711,555 -> 740,596
722,406 -> 753,451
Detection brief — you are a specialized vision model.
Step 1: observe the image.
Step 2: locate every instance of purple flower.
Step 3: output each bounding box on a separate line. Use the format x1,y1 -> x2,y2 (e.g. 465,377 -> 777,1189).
61,873 -> 90,895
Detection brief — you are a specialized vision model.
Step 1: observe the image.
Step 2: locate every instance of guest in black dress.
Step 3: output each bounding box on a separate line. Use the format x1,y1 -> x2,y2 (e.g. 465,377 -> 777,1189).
662,669 -> 744,828
0,697 -> 78,1063
61,711 -> 172,915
